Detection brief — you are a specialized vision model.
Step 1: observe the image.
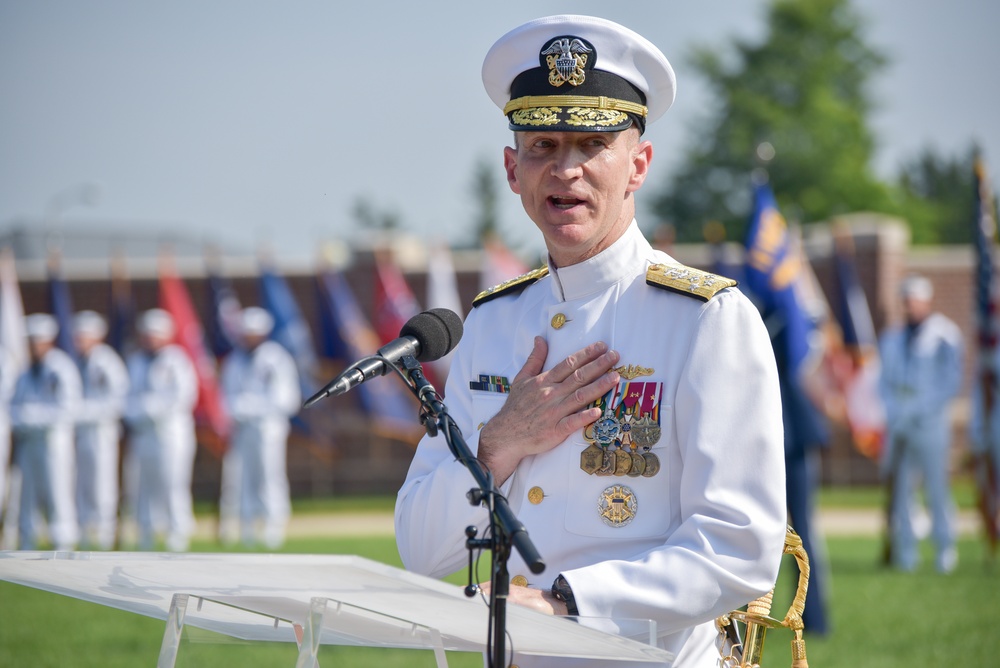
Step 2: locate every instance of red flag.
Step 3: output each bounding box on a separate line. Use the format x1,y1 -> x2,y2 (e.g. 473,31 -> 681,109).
480,237 -> 530,292
158,257 -> 230,456
373,250 -> 422,346
373,250 -> 445,388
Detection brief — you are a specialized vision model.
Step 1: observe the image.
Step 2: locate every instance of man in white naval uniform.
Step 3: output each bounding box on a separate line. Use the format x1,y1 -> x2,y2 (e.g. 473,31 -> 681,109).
395,16 -> 786,667
220,307 -> 300,548
73,310 -> 129,549
123,309 -> 198,552
879,274 -> 963,573
10,314 -> 81,550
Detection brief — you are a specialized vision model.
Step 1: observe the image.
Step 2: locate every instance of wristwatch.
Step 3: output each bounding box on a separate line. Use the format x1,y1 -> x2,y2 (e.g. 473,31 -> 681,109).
550,574 -> 579,616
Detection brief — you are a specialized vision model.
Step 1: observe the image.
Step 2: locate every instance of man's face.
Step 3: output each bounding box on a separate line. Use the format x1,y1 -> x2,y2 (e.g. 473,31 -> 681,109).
140,332 -> 170,353
74,334 -> 100,357
503,129 -> 652,267
243,333 -> 266,351
28,338 -> 53,362
903,296 -> 932,325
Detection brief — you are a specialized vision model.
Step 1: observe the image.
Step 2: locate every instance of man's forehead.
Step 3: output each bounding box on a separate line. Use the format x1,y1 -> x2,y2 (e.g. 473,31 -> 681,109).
513,127 -> 637,145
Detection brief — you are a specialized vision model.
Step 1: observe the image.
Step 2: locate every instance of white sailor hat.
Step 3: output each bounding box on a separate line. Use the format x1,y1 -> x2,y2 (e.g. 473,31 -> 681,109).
240,306 -> 274,337
72,310 -> 108,339
137,308 -> 175,338
25,313 -> 59,342
901,274 -> 933,301
482,15 -> 676,135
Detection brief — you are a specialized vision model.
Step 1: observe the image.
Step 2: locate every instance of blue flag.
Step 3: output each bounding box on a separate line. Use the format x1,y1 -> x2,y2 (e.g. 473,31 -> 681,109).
205,271 -> 241,359
744,183 -> 829,456
832,231 -> 877,349
47,257 -> 77,361
108,256 -> 134,356
315,270 -> 421,439
744,183 -> 813,373
259,266 -> 318,399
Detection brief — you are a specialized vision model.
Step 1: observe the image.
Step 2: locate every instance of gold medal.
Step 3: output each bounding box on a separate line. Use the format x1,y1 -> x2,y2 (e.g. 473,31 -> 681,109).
580,443 -> 603,475
627,452 -> 646,477
641,452 -> 661,477
632,415 -> 661,449
613,450 -> 632,476
596,450 -> 616,476
598,484 -> 637,528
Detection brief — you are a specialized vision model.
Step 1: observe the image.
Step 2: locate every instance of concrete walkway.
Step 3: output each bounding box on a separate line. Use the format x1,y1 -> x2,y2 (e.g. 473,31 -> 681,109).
195,508 -> 984,541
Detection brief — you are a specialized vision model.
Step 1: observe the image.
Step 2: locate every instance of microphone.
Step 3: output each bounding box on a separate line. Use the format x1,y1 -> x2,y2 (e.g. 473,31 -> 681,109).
303,308 -> 463,408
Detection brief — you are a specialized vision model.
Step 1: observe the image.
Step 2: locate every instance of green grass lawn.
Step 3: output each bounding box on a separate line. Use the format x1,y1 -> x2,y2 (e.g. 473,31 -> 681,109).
2,488 -> 997,667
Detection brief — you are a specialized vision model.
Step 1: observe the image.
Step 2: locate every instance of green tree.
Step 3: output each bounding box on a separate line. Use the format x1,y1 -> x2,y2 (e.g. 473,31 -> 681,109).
652,0 -> 893,242
351,196 -> 400,231
470,155 -> 500,244
895,145 -> 978,244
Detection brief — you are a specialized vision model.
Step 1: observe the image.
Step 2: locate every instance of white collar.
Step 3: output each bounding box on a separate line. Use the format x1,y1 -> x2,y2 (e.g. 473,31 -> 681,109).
548,221 -> 652,302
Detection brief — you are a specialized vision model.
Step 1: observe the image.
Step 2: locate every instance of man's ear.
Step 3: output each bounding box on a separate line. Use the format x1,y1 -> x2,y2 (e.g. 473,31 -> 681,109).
626,140 -> 653,193
503,146 -> 521,195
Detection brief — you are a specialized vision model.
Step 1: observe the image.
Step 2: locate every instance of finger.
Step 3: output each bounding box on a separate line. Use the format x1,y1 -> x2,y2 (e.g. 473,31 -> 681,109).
566,366 -> 621,409
547,341 -> 611,384
573,348 -> 621,387
513,336 -> 548,383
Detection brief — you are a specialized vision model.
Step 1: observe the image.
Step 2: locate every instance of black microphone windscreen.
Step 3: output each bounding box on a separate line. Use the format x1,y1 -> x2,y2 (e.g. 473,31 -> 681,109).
400,308 -> 464,362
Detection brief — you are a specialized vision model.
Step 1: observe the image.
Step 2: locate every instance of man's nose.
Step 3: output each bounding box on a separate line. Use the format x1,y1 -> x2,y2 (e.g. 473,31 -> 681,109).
550,147 -> 585,179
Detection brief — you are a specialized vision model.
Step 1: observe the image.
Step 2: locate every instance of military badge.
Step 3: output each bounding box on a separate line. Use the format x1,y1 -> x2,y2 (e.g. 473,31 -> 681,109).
541,36 -> 593,87
580,378 -> 664,478
598,484 -> 637,528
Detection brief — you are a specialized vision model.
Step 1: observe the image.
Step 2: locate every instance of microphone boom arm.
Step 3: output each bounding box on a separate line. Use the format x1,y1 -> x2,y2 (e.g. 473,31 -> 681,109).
398,354 -> 545,668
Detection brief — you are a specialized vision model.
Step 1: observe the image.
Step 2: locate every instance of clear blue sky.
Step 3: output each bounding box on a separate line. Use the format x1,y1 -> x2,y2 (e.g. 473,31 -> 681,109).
1,0 -> 997,261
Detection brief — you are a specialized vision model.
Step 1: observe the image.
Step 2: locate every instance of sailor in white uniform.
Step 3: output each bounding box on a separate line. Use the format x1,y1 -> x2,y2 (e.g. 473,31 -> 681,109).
220,307 -> 300,548
395,16 -> 786,667
123,309 -> 198,552
879,274 -> 964,573
73,310 -> 129,549
10,313 -> 81,550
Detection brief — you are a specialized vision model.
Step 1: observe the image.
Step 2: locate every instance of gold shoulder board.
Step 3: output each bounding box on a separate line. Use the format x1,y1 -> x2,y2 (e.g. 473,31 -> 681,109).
645,263 -> 737,302
473,266 -> 549,307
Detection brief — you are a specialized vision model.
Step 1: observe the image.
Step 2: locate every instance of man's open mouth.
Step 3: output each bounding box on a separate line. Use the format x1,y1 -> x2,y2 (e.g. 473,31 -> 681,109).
550,196 -> 584,210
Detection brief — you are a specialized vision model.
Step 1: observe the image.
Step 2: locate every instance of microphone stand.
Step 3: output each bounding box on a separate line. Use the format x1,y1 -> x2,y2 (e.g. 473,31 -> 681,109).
397,354 -> 545,668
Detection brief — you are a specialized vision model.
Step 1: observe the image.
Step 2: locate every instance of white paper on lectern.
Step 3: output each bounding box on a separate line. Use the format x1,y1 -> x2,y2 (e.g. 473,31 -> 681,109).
0,552 -> 674,664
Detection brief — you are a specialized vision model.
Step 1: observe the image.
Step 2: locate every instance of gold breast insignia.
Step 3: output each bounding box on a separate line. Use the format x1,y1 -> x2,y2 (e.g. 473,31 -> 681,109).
599,484 -> 637,528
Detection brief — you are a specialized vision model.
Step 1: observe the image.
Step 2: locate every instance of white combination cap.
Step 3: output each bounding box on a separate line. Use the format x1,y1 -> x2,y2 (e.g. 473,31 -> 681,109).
901,274 -> 933,301
25,313 -> 59,342
137,308 -> 176,338
73,310 -> 108,339
240,306 -> 274,337
482,15 -> 676,135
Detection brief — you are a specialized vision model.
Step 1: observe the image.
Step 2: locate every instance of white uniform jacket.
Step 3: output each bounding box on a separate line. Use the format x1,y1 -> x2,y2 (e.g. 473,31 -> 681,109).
878,313 -> 963,454
220,340 -> 300,431
77,343 -> 129,429
123,345 -> 198,450
396,222 -> 786,665
11,348 -> 81,445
